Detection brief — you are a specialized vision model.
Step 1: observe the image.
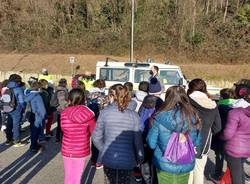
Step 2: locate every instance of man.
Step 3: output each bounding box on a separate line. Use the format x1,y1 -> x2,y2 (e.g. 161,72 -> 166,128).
39,68 -> 54,86
149,65 -> 165,93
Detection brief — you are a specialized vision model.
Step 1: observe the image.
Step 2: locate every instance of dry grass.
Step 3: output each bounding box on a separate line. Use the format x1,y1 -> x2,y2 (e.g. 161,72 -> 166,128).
0,54 -> 249,88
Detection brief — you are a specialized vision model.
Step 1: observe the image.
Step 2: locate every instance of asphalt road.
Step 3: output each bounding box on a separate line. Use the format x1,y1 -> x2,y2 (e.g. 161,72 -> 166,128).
0,122 -> 249,184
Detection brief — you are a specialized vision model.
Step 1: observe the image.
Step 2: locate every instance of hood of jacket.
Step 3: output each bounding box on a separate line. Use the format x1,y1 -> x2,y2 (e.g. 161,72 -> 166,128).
243,106 -> 250,117
189,91 -> 217,109
24,89 -> 40,102
89,87 -> 105,94
232,98 -> 250,108
64,105 -> 93,124
56,86 -> 68,92
218,99 -> 236,106
7,81 -> 18,89
134,91 -> 148,102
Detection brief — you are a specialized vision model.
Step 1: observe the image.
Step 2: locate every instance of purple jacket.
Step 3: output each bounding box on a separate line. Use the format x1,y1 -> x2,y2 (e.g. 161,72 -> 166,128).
222,106 -> 250,158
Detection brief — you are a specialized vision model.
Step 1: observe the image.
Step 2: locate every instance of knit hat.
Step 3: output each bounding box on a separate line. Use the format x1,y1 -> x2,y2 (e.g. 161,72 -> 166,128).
149,77 -> 162,95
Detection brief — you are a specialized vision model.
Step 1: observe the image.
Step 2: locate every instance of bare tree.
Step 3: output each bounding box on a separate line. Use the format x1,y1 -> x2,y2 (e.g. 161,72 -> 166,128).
223,0 -> 228,23
206,0 -> 210,15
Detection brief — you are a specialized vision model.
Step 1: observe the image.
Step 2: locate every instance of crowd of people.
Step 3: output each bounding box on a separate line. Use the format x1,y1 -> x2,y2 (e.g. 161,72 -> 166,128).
0,67 -> 249,184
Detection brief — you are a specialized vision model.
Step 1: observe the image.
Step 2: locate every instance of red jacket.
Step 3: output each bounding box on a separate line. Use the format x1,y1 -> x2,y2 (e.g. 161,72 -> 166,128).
61,105 -> 96,158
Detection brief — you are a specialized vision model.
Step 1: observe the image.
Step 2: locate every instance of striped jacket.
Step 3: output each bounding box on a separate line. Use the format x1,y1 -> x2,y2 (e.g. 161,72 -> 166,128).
61,105 -> 96,158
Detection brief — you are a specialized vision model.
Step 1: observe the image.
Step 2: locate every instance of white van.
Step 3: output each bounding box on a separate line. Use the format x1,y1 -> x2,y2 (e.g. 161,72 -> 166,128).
96,59 -> 187,92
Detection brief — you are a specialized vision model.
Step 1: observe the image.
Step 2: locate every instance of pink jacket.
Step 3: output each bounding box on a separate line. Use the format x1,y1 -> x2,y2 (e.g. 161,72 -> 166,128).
222,106 -> 250,158
61,105 -> 96,158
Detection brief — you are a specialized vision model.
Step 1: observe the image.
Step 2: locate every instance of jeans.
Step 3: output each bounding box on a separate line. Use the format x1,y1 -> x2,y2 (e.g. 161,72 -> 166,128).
39,120 -> 45,141
56,113 -> 62,141
29,113 -> 41,150
91,141 -> 100,164
46,112 -> 54,134
226,154 -> 246,184
214,150 -> 224,178
8,107 -> 22,142
5,114 -> 13,141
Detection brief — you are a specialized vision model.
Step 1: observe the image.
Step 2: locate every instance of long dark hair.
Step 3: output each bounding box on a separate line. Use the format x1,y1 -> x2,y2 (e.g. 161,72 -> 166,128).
69,88 -> 85,106
187,78 -> 210,97
159,86 -> 201,130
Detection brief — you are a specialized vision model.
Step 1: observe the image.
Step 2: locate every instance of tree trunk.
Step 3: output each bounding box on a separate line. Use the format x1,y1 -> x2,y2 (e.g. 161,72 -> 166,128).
223,0 -> 228,23
206,0 -> 210,15
236,0 -> 240,14
214,0 -> 218,13
220,0 -> 224,9
192,0 -> 196,37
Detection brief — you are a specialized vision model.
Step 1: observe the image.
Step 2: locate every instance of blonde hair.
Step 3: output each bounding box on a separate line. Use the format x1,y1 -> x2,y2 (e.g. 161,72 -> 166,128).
109,84 -> 131,112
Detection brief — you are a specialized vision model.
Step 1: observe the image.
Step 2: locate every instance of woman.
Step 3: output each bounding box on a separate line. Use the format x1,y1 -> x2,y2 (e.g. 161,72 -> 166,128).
222,88 -> 250,184
147,86 -> 201,184
92,84 -> 144,184
61,88 -> 96,184
187,78 -> 221,184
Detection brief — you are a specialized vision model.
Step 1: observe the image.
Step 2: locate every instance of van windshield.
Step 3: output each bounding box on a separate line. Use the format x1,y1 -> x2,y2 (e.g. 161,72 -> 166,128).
100,68 -> 129,82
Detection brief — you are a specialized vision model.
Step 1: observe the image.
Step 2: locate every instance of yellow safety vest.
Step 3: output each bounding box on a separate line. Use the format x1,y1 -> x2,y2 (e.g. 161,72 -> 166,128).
38,74 -> 54,84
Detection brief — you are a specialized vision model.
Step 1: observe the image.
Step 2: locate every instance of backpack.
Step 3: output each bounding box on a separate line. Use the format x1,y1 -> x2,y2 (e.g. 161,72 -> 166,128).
0,88 -> 16,113
163,132 -> 195,164
55,89 -> 68,112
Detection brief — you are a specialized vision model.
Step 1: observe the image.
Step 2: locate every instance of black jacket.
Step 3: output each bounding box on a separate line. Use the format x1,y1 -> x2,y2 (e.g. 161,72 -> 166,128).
211,104 -> 232,152
190,98 -> 221,158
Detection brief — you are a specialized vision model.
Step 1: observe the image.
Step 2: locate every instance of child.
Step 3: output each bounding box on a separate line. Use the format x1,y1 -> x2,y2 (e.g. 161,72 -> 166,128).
61,88 -> 96,184
39,79 -> 54,137
210,88 -> 236,182
50,78 -> 68,142
24,81 -> 46,152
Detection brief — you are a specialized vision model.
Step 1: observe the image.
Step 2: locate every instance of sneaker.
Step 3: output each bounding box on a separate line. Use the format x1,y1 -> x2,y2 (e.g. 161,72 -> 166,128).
1,125 -> 6,131
245,173 -> 250,182
13,142 -> 26,147
133,170 -> 143,182
5,140 -> 13,145
96,163 -> 103,169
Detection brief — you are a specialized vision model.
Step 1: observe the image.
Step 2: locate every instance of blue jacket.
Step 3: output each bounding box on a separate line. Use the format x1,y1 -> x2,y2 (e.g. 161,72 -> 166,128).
147,109 -> 201,174
93,103 -> 144,170
7,81 -> 26,109
24,90 -> 46,127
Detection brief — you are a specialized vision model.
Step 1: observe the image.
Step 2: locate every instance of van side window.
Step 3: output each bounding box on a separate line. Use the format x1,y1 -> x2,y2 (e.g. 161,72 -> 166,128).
159,70 -> 181,85
100,68 -> 129,82
134,70 -> 151,83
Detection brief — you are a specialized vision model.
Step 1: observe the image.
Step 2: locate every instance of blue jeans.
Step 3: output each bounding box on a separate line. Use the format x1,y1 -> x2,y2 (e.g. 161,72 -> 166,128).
39,120 -> 46,141
29,113 -> 41,150
5,114 -> 13,141
8,106 -> 22,142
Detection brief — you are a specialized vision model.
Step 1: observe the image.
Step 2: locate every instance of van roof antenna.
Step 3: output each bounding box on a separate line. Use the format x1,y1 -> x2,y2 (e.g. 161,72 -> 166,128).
105,57 -> 109,66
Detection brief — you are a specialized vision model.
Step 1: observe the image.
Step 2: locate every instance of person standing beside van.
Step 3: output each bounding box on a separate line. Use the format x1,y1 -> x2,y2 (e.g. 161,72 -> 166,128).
149,66 -> 165,93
